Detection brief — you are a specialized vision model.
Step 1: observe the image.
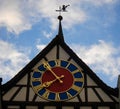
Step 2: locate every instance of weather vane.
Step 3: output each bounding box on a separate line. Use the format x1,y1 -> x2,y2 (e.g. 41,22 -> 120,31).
56,5 -> 70,15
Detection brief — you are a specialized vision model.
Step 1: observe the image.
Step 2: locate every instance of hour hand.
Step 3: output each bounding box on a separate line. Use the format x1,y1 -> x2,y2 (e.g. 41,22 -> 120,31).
42,75 -> 64,88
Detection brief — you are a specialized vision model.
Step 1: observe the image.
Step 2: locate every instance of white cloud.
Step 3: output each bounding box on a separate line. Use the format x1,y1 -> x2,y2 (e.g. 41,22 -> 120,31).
71,40 -> 120,80
0,0 -> 118,34
0,0 -> 31,35
43,31 -> 52,38
36,44 -> 46,51
34,0 -> 87,30
0,40 -> 30,83
82,0 -> 117,6
0,0 -> 87,34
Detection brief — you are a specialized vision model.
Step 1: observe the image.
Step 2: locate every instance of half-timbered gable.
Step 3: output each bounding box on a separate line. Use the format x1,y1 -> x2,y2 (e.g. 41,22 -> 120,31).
0,15 -> 119,109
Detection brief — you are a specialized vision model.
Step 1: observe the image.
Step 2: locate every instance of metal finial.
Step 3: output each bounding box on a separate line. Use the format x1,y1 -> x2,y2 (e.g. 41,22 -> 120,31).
0,78 -> 2,84
58,15 -> 63,21
58,15 -> 63,36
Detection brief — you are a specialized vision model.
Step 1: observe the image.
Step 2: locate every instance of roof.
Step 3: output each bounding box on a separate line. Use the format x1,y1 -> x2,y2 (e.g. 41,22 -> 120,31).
1,15 -> 118,98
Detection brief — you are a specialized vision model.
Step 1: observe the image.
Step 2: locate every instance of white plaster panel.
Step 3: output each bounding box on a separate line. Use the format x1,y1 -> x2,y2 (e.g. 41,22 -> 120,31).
26,106 -> 38,109
16,74 -> 27,85
29,87 -> 36,101
80,107 -> 92,109
8,105 -> 20,109
111,95 -> 119,102
98,107 -> 110,109
13,87 -> 26,101
46,46 -> 57,60
62,106 -> 74,109
88,88 -> 100,102
87,75 -> 97,86
44,106 -> 56,109
79,88 -> 85,102
3,87 -> 19,100
59,46 -> 70,60
95,88 -> 113,102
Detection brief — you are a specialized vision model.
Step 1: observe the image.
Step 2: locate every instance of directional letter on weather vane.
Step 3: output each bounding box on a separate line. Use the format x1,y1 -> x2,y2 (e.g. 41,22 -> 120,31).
56,5 -> 70,15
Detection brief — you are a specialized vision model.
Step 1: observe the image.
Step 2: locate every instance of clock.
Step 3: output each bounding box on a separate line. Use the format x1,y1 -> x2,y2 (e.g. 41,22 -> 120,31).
31,60 -> 84,101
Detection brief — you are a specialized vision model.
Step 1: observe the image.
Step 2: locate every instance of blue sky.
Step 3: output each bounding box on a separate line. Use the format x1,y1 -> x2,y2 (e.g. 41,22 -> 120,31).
0,0 -> 120,88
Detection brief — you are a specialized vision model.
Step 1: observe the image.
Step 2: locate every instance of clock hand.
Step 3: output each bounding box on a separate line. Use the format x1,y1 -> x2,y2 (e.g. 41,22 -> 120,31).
42,75 -> 64,88
43,62 -> 63,83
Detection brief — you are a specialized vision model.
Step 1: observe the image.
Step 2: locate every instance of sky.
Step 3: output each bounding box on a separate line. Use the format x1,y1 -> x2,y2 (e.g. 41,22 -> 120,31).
0,0 -> 120,88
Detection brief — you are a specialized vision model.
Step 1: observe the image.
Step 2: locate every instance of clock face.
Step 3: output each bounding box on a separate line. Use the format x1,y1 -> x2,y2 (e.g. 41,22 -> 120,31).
31,60 -> 84,101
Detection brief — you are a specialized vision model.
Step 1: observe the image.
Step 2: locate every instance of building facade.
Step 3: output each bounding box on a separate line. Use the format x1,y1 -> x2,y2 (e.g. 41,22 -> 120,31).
0,16 -> 119,109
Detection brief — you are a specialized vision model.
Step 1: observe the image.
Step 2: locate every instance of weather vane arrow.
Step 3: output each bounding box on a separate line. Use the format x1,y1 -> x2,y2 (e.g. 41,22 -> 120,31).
56,5 -> 70,15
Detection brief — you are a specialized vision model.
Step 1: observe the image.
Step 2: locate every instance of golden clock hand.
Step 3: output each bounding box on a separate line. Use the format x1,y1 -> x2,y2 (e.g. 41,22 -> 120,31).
42,75 -> 64,88
43,62 -> 63,83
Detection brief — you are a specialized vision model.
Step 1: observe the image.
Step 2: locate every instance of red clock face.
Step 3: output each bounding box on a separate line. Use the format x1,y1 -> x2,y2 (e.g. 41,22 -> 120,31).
31,60 -> 84,101
42,67 -> 74,92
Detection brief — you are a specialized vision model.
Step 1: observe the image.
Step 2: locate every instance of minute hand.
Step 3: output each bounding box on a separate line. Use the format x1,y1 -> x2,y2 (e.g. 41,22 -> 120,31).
43,62 -> 63,83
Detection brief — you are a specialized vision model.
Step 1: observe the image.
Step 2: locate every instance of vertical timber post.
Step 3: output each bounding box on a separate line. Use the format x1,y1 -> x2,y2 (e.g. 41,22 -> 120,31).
118,75 -> 120,109
0,78 -> 2,109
